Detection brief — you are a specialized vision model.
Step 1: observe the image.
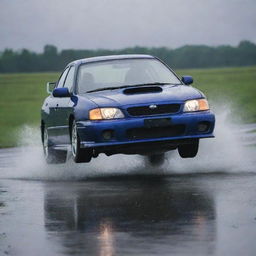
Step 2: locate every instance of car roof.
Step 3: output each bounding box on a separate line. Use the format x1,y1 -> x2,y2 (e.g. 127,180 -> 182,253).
68,54 -> 155,66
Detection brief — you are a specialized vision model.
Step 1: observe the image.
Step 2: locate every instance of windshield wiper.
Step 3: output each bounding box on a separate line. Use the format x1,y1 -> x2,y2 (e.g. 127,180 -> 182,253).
86,82 -> 178,93
86,86 -> 120,93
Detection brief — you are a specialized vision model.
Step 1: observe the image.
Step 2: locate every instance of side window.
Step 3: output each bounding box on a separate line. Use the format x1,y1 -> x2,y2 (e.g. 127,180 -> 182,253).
57,68 -> 69,88
63,66 -> 75,91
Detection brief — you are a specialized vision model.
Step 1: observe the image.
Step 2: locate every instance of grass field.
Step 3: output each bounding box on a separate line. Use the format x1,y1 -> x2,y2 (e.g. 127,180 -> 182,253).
0,66 -> 255,147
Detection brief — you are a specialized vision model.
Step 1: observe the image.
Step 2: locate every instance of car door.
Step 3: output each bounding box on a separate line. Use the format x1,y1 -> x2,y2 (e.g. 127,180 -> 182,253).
47,67 -> 70,143
54,65 -> 76,145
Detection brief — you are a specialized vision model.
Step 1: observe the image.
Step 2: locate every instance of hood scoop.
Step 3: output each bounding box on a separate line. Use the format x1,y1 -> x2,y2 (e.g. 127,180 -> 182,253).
123,86 -> 162,95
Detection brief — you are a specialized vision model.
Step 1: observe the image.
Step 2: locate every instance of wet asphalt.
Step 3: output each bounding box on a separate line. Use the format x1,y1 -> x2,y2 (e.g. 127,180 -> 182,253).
0,146 -> 256,256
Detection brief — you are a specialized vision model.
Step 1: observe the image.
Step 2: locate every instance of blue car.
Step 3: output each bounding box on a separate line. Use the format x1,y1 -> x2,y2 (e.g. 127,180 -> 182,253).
41,55 -> 215,165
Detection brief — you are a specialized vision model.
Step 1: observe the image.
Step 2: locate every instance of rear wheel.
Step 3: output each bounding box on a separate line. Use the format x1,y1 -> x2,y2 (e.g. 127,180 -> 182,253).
178,140 -> 199,158
71,121 -> 92,163
43,128 -> 67,164
147,153 -> 166,166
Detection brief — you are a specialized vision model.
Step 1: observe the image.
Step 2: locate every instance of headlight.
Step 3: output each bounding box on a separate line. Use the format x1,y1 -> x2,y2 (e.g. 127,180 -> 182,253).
183,99 -> 209,112
89,108 -> 124,120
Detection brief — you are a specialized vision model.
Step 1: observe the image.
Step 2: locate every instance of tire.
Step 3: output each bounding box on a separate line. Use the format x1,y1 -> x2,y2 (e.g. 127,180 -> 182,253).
147,153 -> 166,166
71,120 -> 92,163
178,140 -> 199,158
43,128 -> 67,164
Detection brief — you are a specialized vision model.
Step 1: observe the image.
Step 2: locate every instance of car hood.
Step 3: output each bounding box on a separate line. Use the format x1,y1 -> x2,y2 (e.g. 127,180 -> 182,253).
82,85 -> 203,107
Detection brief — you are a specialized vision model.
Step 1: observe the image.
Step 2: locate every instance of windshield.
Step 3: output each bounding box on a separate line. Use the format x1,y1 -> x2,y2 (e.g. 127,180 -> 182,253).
77,58 -> 181,94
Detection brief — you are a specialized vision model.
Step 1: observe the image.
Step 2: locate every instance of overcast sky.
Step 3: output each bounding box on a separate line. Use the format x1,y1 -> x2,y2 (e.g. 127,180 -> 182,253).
0,0 -> 255,52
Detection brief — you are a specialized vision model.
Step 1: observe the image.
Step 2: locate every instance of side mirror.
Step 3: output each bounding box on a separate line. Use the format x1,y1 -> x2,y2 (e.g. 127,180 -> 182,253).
181,76 -> 193,85
52,87 -> 70,98
47,82 -> 56,94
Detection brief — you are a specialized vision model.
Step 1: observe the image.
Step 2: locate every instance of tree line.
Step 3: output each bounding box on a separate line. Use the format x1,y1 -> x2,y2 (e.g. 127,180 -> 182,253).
0,40 -> 256,72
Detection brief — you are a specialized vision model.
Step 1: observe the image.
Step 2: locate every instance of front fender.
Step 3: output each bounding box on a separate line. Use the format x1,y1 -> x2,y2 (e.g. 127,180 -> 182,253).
73,95 -> 99,121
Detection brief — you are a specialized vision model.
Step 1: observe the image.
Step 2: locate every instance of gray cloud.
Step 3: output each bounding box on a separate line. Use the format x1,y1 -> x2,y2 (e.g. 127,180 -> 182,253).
0,0 -> 255,51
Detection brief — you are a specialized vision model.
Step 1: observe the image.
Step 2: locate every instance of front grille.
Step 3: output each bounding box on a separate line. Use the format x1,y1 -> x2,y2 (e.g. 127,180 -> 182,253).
127,125 -> 185,140
127,104 -> 180,116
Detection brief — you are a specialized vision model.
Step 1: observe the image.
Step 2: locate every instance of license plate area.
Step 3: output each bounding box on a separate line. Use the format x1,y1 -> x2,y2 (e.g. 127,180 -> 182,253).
144,118 -> 171,128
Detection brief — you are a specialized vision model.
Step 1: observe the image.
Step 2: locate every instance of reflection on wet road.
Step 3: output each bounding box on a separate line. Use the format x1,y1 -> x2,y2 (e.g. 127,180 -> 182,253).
44,177 -> 215,255
1,172 -> 256,256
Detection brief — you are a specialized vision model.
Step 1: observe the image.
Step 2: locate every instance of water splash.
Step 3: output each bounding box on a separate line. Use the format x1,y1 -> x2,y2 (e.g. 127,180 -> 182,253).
164,107 -> 256,174
0,125 -> 145,180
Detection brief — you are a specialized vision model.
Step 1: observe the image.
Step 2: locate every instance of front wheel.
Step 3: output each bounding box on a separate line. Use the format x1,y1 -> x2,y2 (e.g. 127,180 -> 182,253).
71,121 -> 92,163
43,128 -> 67,164
178,140 -> 199,158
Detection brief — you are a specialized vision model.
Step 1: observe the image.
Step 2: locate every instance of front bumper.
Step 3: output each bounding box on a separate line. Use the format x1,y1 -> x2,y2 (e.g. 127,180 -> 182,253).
76,111 -> 215,152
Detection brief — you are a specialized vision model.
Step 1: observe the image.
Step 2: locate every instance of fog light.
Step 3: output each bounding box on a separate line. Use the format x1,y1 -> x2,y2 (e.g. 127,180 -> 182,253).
198,122 -> 209,132
102,130 -> 114,140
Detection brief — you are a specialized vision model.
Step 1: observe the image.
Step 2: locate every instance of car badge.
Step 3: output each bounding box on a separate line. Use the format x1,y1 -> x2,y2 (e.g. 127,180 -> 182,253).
149,104 -> 157,109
